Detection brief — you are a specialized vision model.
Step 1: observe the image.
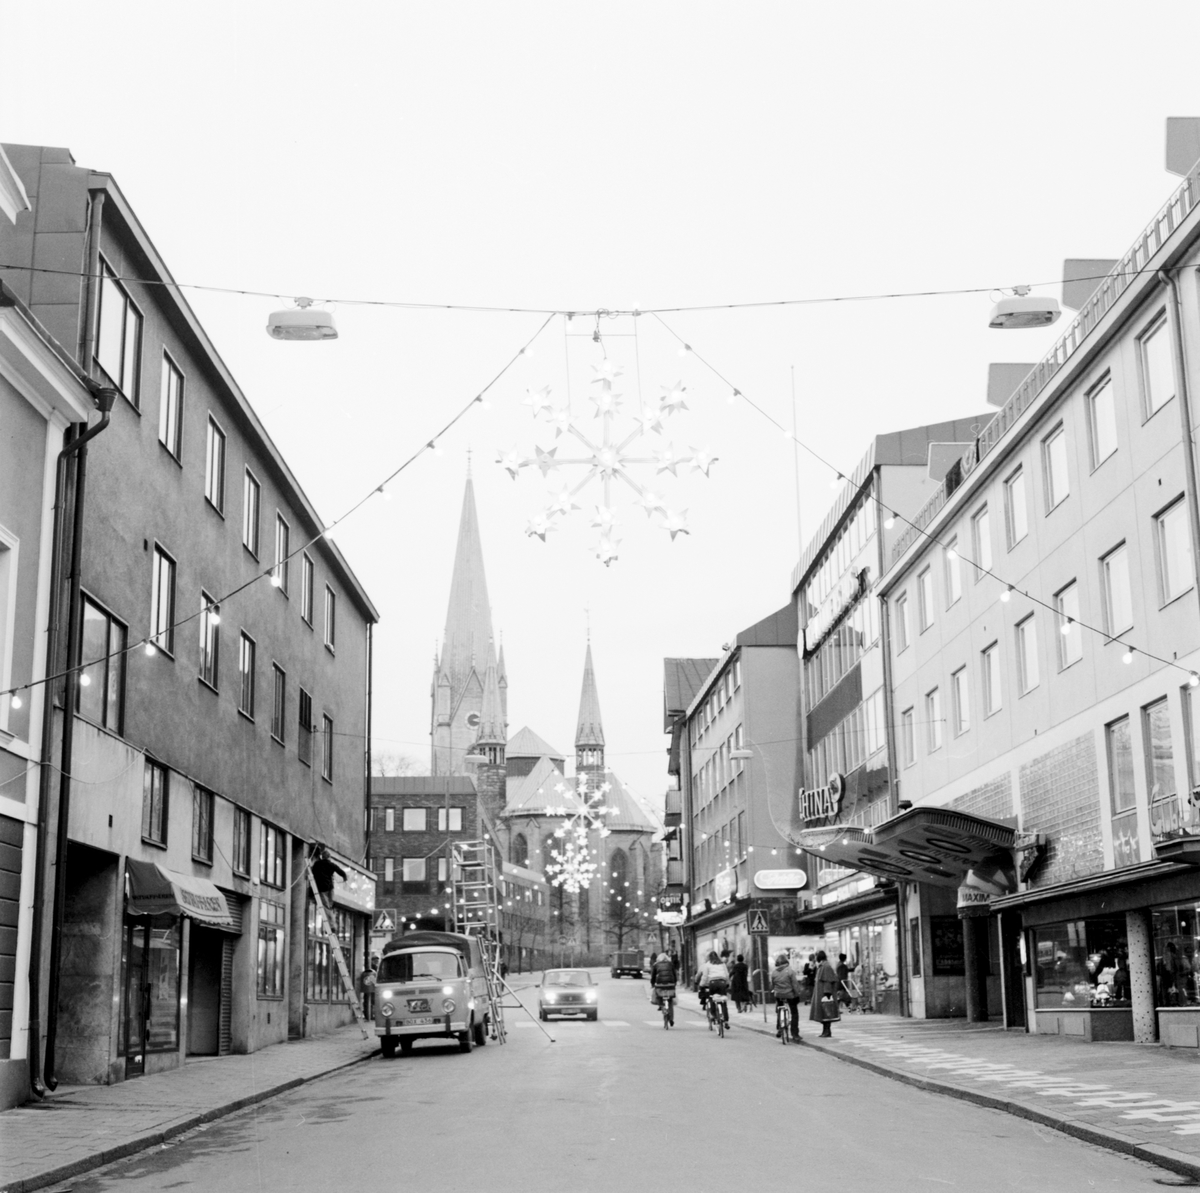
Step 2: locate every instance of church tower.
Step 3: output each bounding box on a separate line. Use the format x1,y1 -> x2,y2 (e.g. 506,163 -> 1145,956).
431,475 -> 496,775
473,639 -> 508,823
575,642 -> 606,781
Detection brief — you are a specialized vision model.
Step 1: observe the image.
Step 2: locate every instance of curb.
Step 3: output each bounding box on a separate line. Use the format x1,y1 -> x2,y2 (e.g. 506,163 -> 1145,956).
2,1046 -> 379,1193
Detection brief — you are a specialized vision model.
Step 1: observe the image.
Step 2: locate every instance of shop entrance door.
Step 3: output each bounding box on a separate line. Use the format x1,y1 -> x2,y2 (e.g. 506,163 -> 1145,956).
121,920 -> 149,1078
187,926 -> 223,1055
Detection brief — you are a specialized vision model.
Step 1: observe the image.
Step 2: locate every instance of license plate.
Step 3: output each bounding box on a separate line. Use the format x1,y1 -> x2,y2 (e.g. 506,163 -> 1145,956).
404,1016 -> 437,1025
406,999 -> 431,1013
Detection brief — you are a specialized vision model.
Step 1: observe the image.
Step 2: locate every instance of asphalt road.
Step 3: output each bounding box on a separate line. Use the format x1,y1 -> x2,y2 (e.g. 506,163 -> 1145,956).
45,970 -> 1181,1193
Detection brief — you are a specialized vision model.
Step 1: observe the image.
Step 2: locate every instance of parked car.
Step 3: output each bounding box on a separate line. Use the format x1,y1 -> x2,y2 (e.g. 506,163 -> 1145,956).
538,968 -> 599,1021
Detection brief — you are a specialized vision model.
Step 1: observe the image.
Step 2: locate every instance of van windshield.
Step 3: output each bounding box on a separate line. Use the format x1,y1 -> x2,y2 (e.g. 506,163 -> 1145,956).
378,951 -> 463,983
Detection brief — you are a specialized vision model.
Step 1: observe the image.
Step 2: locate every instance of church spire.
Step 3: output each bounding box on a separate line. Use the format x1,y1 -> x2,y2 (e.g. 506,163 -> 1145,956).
478,639 -> 506,748
575,642 -> 605,773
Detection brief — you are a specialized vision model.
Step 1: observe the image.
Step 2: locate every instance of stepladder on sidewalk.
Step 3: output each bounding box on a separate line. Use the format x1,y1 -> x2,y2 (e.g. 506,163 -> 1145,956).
306,863 -> 372,1040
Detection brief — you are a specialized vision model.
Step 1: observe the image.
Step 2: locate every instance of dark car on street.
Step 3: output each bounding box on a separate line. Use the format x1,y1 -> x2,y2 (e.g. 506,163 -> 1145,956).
538,968 -> 599,1021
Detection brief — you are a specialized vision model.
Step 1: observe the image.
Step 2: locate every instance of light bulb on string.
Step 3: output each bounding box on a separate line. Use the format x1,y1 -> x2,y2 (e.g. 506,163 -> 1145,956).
1000,586 -> 1012,603
144,641 -> 158,657
78,673 -> 91,687
883,511 -> 895,529
1191,673 -> 1200,688
830,473 -> 843,490
1060,618 -> 1073,636
10,693 -> 22,709
270,573 -> 282,587
209,608 -> 221,625
377,486 -> 392,501
1122,646 -> 1135,665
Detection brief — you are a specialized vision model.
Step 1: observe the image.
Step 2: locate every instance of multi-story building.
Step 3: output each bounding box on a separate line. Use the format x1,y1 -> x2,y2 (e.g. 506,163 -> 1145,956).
0,144 -> 378,1090
0,147 -> 98,1108
864,133 -> 1200,1044
668,604 -> 801,985
790,417 -> 986,1015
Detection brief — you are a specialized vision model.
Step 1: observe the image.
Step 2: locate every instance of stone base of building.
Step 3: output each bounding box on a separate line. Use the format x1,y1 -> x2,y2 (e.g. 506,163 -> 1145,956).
1034,1007 -> 1135,1042
1158,1007 -> 1200,1048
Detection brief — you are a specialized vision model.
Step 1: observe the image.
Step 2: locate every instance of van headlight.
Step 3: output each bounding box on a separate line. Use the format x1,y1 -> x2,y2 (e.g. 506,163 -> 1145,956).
442,999 -> 456,1013
381,1002 -> 395,1018
380,989 -> 394,1000
443,985 -> 454,995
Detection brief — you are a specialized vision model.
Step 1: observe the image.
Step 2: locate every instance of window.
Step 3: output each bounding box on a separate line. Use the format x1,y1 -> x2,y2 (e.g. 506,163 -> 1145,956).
1184,685 -> 1200,795
150,545 -> 176,654
437,857 -> 448,884
1004,466 -> 1028,548
971,505 -> 992,578
274,514 -> 290,595
402,858 -> 427,885
238,632 -> 256,718
305,897 -> 331,1003
158,354 -> 183,459
324,585 -> 336,651
95,259 -> 142,405
1042,425 -> 1069,511
402,808 -> 427,831
257,900 -> 285,997
142,760 -> 168,845
1140,315 -> 1175,417
260,823 -> 285,887
384,857 -> 394,883
192,786 -> 214,863
944,538 -> 961,606
321,713 -> 333,782
896,593 -> 910,652
232,808 -> 250,876
243,470 -> 261,556
1143,698 -> 1175,803
199,593 -> 219,689
951,667 -> 969,737
298,688 -> 313,766
1016,615 -> 1039,694
1056,581 -> 1083,669
982,642 -> 1001,716
301,554 -> 314,625
77,595 -> 125,732
385,807 -> 395,832
1102,544 -> 1133,636
204,416 -> 226,513
438,808 -> 464,832
1156,498 -> 1194,606
925,689 -> 942,752
271,664 -> 285,742
1106,716 -> 1136,814
918,568 -> 934,632
1088,375 -> 1117,468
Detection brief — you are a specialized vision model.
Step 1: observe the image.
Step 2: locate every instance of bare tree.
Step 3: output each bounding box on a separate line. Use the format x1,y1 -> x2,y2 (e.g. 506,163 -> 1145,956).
371,750 -> 424,777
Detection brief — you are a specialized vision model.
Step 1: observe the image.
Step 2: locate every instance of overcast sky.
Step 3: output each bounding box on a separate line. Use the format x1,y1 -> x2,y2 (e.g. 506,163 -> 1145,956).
7,2 -> 1200,809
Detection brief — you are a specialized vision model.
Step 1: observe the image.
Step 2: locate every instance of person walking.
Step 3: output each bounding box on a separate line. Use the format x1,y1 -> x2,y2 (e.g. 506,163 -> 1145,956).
799,954 -> 816,1003
836,952 -> 858,1007
770,953 -> 803,1041
359,956 -> 377,1019
810,950 -> 840,1037
729,953 -> 752,1013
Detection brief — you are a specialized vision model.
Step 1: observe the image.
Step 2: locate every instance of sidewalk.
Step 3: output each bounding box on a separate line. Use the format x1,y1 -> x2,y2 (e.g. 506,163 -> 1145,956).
676,989 -> 1200,1181
0,1026 -> 378,1193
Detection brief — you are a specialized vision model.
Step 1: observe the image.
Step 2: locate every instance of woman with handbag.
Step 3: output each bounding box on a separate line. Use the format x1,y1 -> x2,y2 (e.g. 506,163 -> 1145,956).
809,949 -> 840,1038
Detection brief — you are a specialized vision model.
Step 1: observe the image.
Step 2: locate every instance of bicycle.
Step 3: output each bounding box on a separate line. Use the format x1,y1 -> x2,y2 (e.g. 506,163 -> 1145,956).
775,998 -> 791,1044
706,988 -> 728,1038
655,985 -> 676,1029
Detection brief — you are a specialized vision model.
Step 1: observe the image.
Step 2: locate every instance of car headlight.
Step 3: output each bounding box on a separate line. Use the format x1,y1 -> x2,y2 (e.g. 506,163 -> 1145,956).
585,991 -> 597,1002
545,992 -> 557,1002
380,1002 -> 395,1018
380,989 -> 394,1000
442,998 -> 456,1013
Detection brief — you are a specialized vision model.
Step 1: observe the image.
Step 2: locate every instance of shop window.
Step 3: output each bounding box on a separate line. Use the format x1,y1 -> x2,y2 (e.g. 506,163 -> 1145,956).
1033,917 -> 1129,1008
146,920 -> 181,1052
1107,715 -> 1140,868
1151,902 -> 1200,1007
305,897 -> 350,1003
257,899 -> 286,998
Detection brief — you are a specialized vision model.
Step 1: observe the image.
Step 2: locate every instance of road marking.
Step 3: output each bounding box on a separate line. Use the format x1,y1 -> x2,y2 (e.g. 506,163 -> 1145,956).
510,1021 -> 537,1028
602,1020 -> 629,1027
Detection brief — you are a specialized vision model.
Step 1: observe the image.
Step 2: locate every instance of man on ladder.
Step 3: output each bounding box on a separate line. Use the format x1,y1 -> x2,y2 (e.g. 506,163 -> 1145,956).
307,844 -> 371,1041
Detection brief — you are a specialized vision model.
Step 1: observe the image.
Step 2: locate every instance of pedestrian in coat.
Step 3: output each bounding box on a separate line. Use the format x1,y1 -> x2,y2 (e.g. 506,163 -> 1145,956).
809,950 -> 840,1037
729,954 -> 752,1013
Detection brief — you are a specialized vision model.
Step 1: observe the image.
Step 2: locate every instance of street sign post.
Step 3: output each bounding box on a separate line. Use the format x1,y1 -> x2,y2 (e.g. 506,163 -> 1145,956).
749,909 -> 769,934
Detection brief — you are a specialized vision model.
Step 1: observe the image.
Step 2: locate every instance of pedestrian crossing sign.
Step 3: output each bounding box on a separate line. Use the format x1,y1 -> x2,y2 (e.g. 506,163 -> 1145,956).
373,910 -> 395,931
749,909 -> 769,934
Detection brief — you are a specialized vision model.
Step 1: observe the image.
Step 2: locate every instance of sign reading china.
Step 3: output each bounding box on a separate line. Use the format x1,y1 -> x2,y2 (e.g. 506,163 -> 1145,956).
799,773 -> 845,825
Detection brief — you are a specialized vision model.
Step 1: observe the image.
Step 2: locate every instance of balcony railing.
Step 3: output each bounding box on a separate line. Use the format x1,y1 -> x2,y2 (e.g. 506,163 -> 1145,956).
891,162 -> 1200,569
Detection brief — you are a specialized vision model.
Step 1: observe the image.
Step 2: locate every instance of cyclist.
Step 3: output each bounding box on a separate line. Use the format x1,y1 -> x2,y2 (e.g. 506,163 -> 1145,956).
698,951 -> 731,1029
770,952 -> 802,1042
650,950 -> 678,1026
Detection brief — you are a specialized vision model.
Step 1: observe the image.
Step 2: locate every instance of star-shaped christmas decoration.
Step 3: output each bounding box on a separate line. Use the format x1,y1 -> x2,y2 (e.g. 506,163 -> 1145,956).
596,534 -> 621,566
497,448 -> 529,479
659,381 -> 688,414
591,505 -> 617,531
547,487 -> 580,516
524,512 -> 556,541
591,359 -> 624,385
589,386 -> 624,416
633,405 -> 665,436
661,508 -> 690,540
523,385 -> 554,417
654,444 -> 683,475
533,445 -> 560,476
688,446 -> 719,477
637,489 -> 666,517
547,408 -> 573,437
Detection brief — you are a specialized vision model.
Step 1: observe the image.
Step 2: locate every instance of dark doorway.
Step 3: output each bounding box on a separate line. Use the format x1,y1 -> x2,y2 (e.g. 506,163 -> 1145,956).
187,925 -> 223,1055
120,918 -> 148,1078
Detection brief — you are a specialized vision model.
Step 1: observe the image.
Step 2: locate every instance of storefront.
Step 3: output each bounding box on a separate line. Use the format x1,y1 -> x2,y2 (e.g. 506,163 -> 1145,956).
820,887 -> 900,1014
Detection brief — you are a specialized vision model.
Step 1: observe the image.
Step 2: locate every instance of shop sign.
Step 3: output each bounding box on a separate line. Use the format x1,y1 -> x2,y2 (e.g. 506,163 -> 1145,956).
754,869 -> 808,890
333,866 -> 377,913
799,773 -> 845,825
956,885 -> 992,917
658,891 -> 687,911
656,910 -> 685,926
1151,794 -> 1200,840
714,867 -> 738,905
804,568 -> 868,653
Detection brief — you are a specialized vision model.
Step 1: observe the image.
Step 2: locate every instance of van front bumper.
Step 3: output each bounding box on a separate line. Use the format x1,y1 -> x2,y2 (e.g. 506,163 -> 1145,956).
376,1016 -> 467,1038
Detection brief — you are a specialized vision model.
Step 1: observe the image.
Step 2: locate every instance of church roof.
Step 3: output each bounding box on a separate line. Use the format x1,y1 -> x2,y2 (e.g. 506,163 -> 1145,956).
575,643 -> 605,748
599,771 -> 660,833
504,756 -> 586,817
506,726 -> 564,761
440,477 -> 494,699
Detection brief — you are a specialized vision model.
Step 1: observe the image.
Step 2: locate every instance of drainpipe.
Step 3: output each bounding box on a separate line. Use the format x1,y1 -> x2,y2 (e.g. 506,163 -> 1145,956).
1157,269 -> 1200,625
27,190 -> 107,1099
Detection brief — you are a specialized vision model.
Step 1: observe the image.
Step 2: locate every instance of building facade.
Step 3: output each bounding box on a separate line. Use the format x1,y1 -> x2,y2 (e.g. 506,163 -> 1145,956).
874,144 -> 1200,1042
0,144 -> 378,1091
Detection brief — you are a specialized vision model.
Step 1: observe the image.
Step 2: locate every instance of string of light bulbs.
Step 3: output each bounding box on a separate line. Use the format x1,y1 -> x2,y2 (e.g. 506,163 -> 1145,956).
0,259 -> 1159,317
649,312 -> 1200,692
1,314 -> 556,709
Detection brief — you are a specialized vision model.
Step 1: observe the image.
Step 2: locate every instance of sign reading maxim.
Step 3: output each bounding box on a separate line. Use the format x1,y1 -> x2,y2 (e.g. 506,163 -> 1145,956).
799,773 -> 845,825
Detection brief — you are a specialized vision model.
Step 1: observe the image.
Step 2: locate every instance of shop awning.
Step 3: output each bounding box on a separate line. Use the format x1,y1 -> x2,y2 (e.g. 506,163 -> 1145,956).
796,806 -> 1017,891
126,860 -> 236,928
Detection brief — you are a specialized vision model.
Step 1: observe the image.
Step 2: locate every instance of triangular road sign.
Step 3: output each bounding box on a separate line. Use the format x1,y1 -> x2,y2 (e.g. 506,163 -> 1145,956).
749,909 -> 769,933
374,911 -> 395,931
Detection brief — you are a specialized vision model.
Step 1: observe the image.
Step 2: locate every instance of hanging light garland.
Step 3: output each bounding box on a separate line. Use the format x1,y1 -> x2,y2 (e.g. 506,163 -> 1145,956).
543,773 -> 619,893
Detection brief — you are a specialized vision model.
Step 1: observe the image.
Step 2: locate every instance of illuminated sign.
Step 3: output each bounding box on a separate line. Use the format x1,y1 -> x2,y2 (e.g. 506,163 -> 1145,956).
754,869 -> 809,890
714,867 -> 738,905
799,773 -> 845,825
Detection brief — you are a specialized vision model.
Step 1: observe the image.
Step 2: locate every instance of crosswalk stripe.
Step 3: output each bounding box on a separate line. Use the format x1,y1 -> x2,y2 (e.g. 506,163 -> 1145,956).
601,1020 -> 629,1027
